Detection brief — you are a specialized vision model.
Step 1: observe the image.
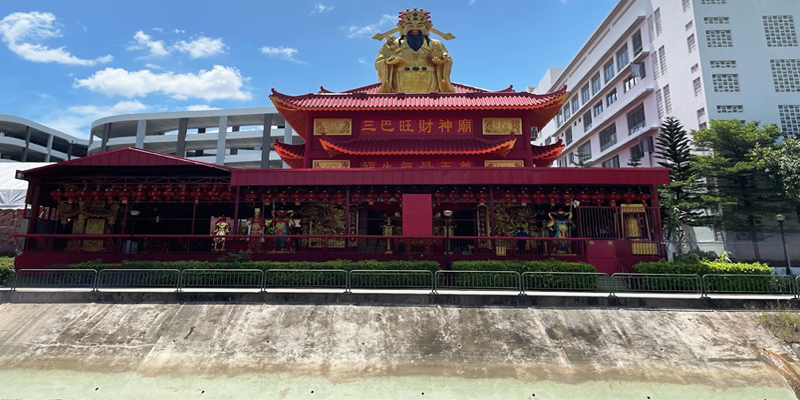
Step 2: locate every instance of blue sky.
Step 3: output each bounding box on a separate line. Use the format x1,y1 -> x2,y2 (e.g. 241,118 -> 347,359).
0,0 -> 617,138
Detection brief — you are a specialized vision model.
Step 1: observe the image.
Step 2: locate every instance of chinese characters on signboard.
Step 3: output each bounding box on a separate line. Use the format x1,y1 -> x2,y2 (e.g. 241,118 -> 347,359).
361,117 -> 473,135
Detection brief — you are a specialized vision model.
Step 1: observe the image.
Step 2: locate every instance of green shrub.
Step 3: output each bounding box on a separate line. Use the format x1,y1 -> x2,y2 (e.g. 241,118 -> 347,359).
0,257 -> 13,286
69,259 -> 439,272
451,259 -> 595,273
632,259 -> 772,276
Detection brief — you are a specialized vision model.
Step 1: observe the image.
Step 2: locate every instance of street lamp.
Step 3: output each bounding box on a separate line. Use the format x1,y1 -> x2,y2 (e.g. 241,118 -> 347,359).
443,210 -> 453,263
776,214 -> 791,275
128,210 -> 140,261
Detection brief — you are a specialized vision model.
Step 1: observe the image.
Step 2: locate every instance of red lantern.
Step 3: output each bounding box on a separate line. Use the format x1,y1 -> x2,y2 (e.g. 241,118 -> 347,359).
305,191 -> 317,202
447,191 -> 459,203
532,190 -> 546,204
592,190 -> 605,206
462,189 -> 474,203
350,191 -> 363,203
133,186 -> 146,203
105,188 -> 117,203
118,189 -> 130,204
547,190 -> 561,207
608,190 -> 622,207
318,191 -> 331,202
503,190 -> 516,203
244,191 -> 258,203
222,187 -> 235,201
577,190 -> 592,205
365,191 -> 378,205
190,188 -> 202,203
519,191 -> 531,206
65,188 -> 77,203
622,189 -> 637,204
291,191 -> 303,205
332,191 -> 345,204
176,188 -> 189,202
476,191 -> 489,205
379,191 -> 392,203
562,189 -> 575,205
393,191 -> 403,202
161,186 -> 174,201
638,192 -> 651,205
50,189 -> 63,201
260,191 -> 274,204
433,191 -> 445,204
147,188 -> 161,201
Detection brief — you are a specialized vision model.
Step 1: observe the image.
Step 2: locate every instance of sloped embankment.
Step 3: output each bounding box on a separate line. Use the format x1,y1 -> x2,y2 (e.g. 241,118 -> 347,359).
0,303 -> 797,399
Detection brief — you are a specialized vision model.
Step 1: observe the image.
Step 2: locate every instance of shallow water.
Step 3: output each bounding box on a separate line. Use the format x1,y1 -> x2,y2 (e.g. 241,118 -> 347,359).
0,369 -> 795,400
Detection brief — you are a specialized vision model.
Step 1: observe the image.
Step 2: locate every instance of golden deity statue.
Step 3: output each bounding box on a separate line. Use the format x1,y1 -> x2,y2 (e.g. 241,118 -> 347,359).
373,9 -> 455,94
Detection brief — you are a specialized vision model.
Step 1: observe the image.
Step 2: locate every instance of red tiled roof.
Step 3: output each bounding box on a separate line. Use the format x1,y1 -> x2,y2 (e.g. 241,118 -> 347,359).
270,84 -> 568,140
531,139 -> 565,167
271,86 -> 567,111
18,146 -> 231,179
318,82 -> 515,94
273,141 -> 305,169
319,136 -> 517,157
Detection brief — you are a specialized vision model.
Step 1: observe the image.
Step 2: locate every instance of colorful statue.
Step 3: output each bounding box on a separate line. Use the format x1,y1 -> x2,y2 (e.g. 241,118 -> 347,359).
373,9 -> 455,93
271,209 -> 294,250
547,209 -> 573,253
212,216 -> 231,252
248,208 -> 266,252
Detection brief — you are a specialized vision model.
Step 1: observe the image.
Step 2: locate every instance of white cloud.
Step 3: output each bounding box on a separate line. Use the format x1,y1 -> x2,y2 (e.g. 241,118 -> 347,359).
130,30 -> 169,57
357,57 -> 367,64
310,3 -> 334,14
346,15 -> 395,39
41,100 -> 149,138
0,11 -> 113,65
74,65 -> 252,101
173,28 -> 185,34
260,46 -> 304,63
144,63 -> 164,70
469,0 -> 476,4
186,104 -> 221,111
174,36 -> 225,58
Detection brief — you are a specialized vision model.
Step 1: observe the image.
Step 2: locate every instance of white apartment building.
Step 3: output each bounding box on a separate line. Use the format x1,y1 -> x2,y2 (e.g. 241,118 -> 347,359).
534,0 -> 800,170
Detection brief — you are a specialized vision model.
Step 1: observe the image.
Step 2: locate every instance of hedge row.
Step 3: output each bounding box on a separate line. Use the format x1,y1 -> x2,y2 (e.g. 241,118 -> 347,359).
632,260 -> 773,275
451,259 -> 596,273
69,259 -> 441,273
0,263 -> 12,286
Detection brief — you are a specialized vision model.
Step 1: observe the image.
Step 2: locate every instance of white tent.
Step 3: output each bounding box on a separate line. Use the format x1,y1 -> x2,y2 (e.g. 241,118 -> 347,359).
0,162 -> 52,210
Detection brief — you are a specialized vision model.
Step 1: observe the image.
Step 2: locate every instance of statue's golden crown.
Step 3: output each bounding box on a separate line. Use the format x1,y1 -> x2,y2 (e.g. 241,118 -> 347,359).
398,8 -> 431,26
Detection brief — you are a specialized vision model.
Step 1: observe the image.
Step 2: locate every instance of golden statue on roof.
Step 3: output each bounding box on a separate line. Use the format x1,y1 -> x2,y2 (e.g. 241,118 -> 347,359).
373,9 -> 455,94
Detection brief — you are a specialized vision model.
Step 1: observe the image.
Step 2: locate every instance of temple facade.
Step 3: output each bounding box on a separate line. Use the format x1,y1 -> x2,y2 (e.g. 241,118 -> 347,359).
13,9 -> 669,273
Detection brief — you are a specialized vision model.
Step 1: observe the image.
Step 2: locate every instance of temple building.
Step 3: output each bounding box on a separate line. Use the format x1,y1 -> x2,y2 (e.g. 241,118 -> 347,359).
14,9 -> 669,273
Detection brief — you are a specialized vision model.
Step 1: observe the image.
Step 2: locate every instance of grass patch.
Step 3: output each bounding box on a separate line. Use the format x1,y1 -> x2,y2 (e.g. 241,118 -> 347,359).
759,309 -> 800,343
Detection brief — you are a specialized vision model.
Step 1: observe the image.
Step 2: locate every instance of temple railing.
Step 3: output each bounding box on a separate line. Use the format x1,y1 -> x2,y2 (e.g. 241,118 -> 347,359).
13,234 -> 609,258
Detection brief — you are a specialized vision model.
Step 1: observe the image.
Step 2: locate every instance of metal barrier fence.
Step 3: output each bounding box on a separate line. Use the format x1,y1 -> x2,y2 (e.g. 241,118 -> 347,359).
13,269 -> 97,290
180,269 -> 264,290
265,269 -> 348,291
97,269 -> 180,289
612,273 -> 703,294
522,272 -> 610,292
7,269 -> 800,297
702,274 -> 796,296
348,270 -> 434,291
434,271 -> 521,293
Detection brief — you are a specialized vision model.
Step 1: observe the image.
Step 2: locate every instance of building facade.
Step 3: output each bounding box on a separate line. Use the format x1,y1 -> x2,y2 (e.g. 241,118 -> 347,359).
534,0 -> 800,169
0,115 -> 88,163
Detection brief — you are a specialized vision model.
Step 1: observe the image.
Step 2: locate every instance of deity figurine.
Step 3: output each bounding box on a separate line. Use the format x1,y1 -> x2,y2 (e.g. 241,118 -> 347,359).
547,209 -> 573,253
248,208 -> 266,252
271,209 -> 294,251
212,216 -> 231,252
374,9 -> 455,93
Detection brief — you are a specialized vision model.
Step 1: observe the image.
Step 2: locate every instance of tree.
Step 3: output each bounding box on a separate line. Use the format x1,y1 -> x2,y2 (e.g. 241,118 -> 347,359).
654,117 -> 702,252
571,147 -> 591,167
753,136 -> 800,218
627,146 -> 642,167
693,119 -> 783,259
